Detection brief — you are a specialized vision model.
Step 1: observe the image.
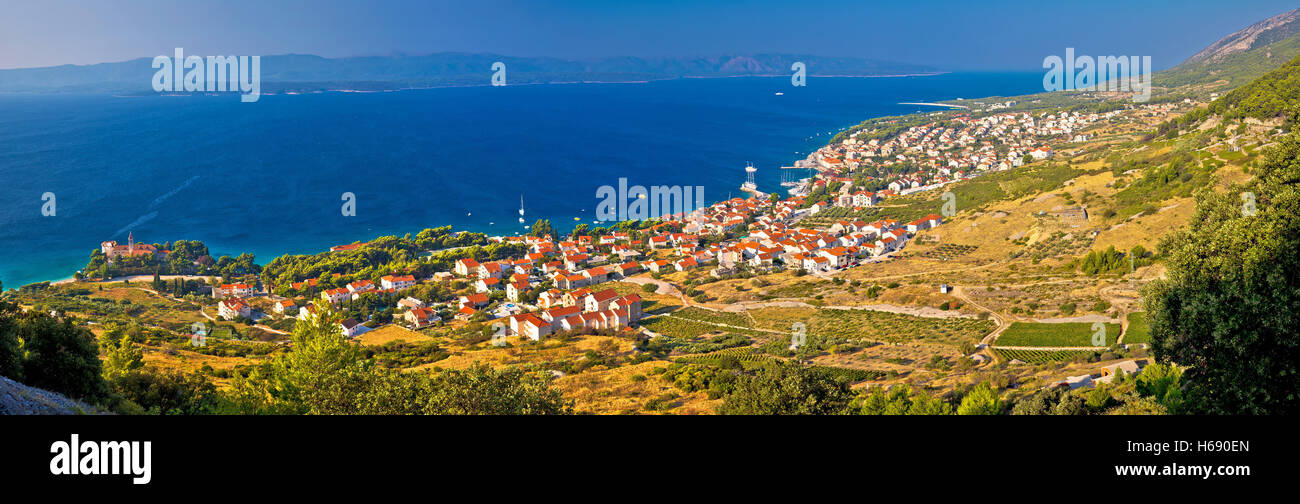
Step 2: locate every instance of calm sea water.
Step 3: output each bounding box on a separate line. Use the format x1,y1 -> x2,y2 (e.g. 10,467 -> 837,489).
0,72 -> 1042,288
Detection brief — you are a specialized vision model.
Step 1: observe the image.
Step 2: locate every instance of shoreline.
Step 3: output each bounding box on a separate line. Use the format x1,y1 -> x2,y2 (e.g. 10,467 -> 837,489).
898,101 -> 969,109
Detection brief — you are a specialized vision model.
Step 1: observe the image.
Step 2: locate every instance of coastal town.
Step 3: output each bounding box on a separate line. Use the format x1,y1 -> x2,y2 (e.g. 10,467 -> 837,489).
788,103 -> 1183,198
5,79 -> 1218,417
203,188 -> 946,340
62,95 -> 1203,353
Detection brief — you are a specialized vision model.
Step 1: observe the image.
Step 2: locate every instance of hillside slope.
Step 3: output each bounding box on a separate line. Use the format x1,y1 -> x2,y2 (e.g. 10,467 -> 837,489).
0,375 -> 100,415
1184,8 -> 1300,64
1161,8 -> 1300,90
1162,52 -> 1300,136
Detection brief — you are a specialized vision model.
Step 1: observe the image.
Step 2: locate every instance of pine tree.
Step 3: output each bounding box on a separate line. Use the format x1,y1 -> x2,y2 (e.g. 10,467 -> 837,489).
101,333 -> 144,382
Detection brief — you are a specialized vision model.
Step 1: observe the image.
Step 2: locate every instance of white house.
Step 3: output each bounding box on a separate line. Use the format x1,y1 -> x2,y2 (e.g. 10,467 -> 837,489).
273,299 -> 297,315
321,288 -> 350,305
476,277 -> 501,293
339,318 -> 364,338
454,258 -> 480,276
517,313 -> 553,341
404,307 -> 440,328
214,283 -> 255,299
218,298 -> 251,320
346,280 -> 376,294
380,274 -> 416,291
584,289 -> 621,313
396,296 -> 425,310
507,280 -> 529,302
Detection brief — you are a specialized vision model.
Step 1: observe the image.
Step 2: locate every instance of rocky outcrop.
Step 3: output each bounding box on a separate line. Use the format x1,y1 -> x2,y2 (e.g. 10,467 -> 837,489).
1185,8 -> 1300,64
0,375 -> 100,415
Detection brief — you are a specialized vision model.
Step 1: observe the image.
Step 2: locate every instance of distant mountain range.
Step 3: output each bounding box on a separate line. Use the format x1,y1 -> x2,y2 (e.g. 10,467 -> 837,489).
0,53 -> 942,94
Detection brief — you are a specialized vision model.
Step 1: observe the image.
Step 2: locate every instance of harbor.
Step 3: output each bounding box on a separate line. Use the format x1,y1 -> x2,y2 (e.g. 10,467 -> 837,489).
739,163 -> 768,199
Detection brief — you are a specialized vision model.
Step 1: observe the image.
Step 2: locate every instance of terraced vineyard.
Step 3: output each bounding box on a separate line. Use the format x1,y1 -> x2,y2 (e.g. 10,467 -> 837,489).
809,365 -> 885,382
669,307 -> 753,328
798,206 -> 881,227
917,244 -> 978,261
674,347 -> 769,365
992,347 -> 1098,364
676,348 -> 884,382
750,308 -> 995,348
996,322 -> 1122,347
1123,312 -> 1151,344
656,333 -> 752,354
640,312 -> 765,338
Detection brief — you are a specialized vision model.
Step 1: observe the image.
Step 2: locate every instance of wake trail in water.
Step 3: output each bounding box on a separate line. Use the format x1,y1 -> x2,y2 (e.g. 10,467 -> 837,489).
150,175 -> 200,209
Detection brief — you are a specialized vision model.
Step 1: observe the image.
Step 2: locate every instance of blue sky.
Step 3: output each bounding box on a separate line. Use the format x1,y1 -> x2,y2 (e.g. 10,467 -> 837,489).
1,0 -> 1296,70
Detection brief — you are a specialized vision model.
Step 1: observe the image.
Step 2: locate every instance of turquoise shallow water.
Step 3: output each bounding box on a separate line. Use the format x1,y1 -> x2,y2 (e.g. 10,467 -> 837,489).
0,72 -> 1042,288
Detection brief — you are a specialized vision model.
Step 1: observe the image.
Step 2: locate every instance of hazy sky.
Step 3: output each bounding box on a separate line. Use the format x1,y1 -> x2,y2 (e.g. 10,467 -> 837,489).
0,0 -> 1296,70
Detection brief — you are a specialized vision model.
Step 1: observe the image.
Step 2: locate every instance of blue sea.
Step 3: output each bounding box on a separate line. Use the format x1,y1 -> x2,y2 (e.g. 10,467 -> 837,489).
0,72 -> 1042,289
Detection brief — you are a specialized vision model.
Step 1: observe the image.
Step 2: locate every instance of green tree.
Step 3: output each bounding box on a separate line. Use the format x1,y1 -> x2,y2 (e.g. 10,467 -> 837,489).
1135,362 -> 1184,413
1011,387 -> 1066,415
956,383 -> 1001,415
717,361 -> 853,415
420,364 -> 572,415
1085,385 -> 1113,411
223,305 -> 570,415
19,314 -> 108,401
100,331 -> 144,382
851,384 -> 954,415
223,305 -> 370,414
111,367 -> 218,415
0,301 -> 23,380
530,219 -> 556,239
1143,131 -> 1300,414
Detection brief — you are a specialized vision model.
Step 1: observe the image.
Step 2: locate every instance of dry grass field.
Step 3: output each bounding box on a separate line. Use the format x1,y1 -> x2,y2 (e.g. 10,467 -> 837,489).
415,333 -> 636,371
554,360 -> 720,415
357,324 -> 438,346
140,345 -> 267,388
